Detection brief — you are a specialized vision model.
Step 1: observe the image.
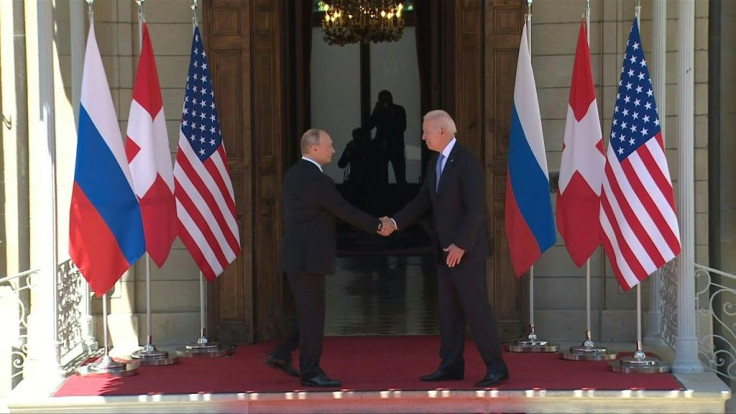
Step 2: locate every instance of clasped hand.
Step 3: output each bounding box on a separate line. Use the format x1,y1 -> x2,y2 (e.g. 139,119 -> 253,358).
377,216 -> 396,237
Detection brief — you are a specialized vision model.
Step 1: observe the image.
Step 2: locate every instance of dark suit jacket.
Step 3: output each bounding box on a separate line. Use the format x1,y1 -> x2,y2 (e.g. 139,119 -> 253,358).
393,143 -> 489,262
281,159 -> 378,275
367,103 -> 407,153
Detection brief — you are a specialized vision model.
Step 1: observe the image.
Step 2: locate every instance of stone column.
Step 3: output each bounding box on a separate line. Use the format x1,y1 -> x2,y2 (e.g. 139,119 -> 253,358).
644,0 -> 667,347
24,0 -> 63,387
672,0 -> 703,373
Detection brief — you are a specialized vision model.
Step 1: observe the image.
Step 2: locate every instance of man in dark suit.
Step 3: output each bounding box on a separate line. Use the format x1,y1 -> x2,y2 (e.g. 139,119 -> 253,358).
380,110 -> 509,387
366,90 -> 407,186
267,128 -> 383,388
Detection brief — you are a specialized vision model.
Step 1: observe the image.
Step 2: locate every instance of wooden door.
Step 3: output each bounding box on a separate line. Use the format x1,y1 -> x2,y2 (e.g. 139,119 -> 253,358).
202,0 -> 526,344
203,0 -> 285,344
452,0 -> 527,340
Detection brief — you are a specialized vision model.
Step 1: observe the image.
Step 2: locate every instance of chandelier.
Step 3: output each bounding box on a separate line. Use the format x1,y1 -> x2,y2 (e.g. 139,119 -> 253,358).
321,1 -> 405,46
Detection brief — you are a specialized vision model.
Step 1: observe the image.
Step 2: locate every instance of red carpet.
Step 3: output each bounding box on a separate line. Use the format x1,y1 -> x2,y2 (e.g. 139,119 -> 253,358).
54,336 -> 683,396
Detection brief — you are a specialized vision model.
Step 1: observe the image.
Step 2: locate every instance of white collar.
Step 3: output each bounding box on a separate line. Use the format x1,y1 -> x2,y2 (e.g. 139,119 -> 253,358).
440,137 -> 457,159
301,156 -> 323,172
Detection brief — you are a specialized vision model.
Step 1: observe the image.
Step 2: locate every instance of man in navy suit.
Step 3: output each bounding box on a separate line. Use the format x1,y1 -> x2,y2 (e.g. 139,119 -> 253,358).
380,110 -> 509,387
267,128 -> 383,388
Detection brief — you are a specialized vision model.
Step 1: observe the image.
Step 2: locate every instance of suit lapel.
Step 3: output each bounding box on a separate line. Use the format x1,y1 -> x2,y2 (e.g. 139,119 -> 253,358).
435,145 -> 460,195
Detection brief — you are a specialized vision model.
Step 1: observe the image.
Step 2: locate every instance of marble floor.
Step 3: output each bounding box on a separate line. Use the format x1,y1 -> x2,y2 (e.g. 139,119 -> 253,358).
325,255 -> 439,336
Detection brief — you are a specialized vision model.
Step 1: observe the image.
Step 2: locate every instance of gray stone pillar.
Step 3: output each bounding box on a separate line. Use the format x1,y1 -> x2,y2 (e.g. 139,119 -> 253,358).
672,0 -> 703,373
25,0 -> 63,386
644,0 -> 667,347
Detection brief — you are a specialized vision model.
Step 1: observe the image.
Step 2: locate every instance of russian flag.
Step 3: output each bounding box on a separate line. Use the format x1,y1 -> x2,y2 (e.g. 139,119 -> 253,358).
69,23 -> 145,297
504,22 -> 556,277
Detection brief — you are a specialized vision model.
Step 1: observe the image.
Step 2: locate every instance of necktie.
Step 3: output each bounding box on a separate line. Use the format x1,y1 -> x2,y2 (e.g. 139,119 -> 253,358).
435,153 -> 445,191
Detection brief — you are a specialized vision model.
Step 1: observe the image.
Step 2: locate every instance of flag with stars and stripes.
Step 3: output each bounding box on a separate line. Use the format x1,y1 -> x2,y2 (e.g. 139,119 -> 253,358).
600,18 -> 680,291
174,26 -> 240,280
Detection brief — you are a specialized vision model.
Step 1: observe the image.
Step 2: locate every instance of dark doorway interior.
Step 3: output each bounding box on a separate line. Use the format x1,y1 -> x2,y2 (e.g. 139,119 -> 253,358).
284,1 -> 447,336
325,255 -> 438,336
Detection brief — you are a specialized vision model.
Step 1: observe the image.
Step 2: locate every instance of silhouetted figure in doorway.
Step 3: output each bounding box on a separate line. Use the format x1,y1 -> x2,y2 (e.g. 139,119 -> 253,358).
366,90 -> 407,186
338,127 -> 375,209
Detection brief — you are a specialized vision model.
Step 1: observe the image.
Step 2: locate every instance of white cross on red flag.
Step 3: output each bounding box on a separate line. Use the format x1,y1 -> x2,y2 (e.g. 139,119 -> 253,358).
125,23 -> 176,268
556,19 -> 605,268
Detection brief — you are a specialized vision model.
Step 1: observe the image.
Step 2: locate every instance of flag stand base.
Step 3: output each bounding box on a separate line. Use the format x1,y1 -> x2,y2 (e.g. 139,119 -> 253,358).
131,344 -> 177,366
176,336 -> 235,358
504,325 -> 558,353
76,355 -> 139,377
610,349 -> 670,373
561,332 -> 617,361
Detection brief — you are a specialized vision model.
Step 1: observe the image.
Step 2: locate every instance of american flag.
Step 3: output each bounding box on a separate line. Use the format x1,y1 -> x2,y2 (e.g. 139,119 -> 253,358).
600,18 -> 681,291
174,26 -> 240,280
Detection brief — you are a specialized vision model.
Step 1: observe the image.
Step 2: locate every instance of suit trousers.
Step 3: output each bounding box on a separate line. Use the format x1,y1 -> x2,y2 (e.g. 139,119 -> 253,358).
285,271 -> 326,379
435,258 -> 505,375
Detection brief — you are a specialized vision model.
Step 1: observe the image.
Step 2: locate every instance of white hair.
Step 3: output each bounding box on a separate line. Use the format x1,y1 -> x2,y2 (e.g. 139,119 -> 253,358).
423,110 -> 457,135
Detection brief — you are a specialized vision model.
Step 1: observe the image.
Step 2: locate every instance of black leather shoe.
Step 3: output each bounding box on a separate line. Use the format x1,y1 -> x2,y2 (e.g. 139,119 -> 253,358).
420,369 -> 464,382
266,355 -> 300,377
301,374 -> 342,387
474,371 -> 509,387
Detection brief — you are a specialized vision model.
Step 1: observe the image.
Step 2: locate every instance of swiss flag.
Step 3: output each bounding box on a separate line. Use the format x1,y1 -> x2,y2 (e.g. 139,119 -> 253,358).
125,23 -> 176,267
556,20 -> 605,267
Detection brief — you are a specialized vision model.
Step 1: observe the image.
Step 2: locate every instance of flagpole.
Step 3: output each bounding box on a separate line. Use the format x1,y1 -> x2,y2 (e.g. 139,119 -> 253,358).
78,0 -> 99,355
608,1 -> 671,373
126,0 -> 175,366
131,254 -> 176,364
71,0 -> 141,377
585,0 -> 590,41
526,0 -> 534,345
632,0 -> 645,361
504,0 -> 557,354
177,271 -> 232,357
560,0 -> 615,362
526,0 -> 532,51
175,1 -> 233,358
586,259 -> 591,335
529,264 -> 533,332
644,0 -> 667,348
79,293 -> 138,376
200,270 -> 206,340
136,0 -> 144,51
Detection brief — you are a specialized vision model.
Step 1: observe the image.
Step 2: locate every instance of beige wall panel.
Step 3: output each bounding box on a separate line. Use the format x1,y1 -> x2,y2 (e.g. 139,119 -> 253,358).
156,56 -> 191,87
534,278 -> 604,310
135,280 -> 200,312
146,24 -> 195,56
137,0 -> 199,23
531,23 -> 579,57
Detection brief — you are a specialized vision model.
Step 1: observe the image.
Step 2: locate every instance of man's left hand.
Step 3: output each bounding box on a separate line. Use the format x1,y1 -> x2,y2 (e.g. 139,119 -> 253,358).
443,244 -> 465,268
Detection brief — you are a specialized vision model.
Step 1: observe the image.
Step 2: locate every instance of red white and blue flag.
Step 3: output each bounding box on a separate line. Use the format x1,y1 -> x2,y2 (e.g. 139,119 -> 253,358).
600,18 -> 681,290
174,26 -> 240,280
125,23 -> 177,267
505,23 -> 556,277
70,23 -> 145,296
556,20 -> 605,267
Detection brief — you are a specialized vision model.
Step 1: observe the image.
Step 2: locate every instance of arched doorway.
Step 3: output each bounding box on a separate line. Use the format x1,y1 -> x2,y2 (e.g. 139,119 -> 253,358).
202,0 -> 527,344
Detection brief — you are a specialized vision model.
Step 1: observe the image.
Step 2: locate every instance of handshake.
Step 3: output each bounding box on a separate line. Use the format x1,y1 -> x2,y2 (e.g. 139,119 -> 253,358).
377,216 -> 397,237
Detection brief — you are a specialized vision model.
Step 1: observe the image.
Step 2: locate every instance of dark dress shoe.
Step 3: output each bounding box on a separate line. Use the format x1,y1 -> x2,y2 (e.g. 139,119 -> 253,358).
301,374 -> 342,388
420,369 -> 464,382
474,371 -> 509,387
265,355 -> 300,377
